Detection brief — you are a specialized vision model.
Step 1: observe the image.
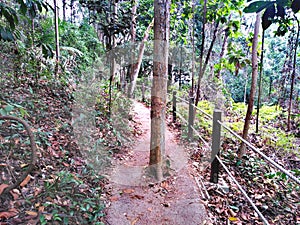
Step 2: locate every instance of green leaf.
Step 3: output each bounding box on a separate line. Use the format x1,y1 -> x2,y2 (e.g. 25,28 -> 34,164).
4,104 -> 14,113
276,0 -> 290,7
291,0 -> 300,13
262,4 -> 275,30
19,0 -> 27,15
244,1 -> 275,13
2,7 -> 16,29
0,27 -> 14,41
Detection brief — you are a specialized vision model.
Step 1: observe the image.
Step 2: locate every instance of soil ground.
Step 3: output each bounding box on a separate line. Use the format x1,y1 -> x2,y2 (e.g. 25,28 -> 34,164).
104,101 -> 208,225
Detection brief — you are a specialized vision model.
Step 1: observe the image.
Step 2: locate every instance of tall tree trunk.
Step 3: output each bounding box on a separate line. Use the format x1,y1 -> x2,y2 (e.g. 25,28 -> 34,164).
256,29 -> 265,133
128,19 -> 154,98
62,0 -> 66,21
129,0 -> 137,87
287,16 -> 299,131
150,0 -> 170,180
190,0 -> 195,97
239,13 -> 260,158
108,0 -> 117,117
216,29 -> 229,79
194,20 -> 219,113
194,0 -> 207,107
54,0 -> 60,78
70,0 -> 74,23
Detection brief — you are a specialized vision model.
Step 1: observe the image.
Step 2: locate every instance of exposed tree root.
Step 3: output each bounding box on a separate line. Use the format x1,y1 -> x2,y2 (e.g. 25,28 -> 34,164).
0,116 -> 37,196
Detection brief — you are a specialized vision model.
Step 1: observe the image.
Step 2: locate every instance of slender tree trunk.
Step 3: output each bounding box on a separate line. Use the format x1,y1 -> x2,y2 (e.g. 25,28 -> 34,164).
244,71 -> 248,104
62,0 -> 66,21
70,0 -> 74,23
150,0 -> 170,181
216,29 -> 229,79
108,0 -> 117,117
194,0 -> 207,107
128,19 -> 154,98
256,30 -> 265,133
54,0 -> 60,78
239,13 -> 260,158
193,20 -> 219,116
268,77 -> 272,99
128,0 -> 137,93
195,21 -> 219,108
287,16 -> 299,131
190,0 -> 195,97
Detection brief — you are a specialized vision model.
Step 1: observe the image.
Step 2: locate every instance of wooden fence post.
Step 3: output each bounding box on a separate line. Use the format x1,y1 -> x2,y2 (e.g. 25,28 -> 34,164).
142,83 -> 145,102
188,97 -> 194,141
172,91 -> 177,123
210,109 -> 222,183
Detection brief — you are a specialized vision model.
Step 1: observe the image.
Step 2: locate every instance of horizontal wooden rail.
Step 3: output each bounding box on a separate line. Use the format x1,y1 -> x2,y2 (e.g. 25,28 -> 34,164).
193,105 -> 213,120
176,112 -> 188,124
218,120 -> 300,186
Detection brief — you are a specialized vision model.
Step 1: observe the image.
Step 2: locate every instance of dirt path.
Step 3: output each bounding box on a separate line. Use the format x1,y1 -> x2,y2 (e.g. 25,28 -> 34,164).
105,101 -> 207,225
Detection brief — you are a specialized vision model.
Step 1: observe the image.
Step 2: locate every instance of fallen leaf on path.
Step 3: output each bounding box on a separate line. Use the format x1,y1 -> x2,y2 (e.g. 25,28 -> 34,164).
131,217 -> 139,225
228,217 -> 239,221
20,163 -> 28,168
110,196 -> 119,201
131,194 -> 144,200
25,211 -> 38,217
122,189 -> 135,194
0,208 -> 18,219
0,184 -> 9,195
20,175 -> 31,187
160,181 -> 168,189
38,206 -> 45,212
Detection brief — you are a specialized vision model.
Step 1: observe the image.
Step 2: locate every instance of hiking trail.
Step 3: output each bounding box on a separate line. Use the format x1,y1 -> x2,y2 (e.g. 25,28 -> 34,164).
105,101 -> 208,225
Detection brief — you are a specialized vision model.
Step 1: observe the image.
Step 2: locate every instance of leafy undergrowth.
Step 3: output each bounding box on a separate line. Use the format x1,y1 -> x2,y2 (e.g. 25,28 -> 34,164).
195,142 -> 300,225
168,101 -> 300,224
0,77 -> 135,224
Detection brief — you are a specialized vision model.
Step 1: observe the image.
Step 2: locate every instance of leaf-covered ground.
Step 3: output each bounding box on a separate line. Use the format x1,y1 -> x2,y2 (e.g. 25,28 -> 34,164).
176,110 -> 300,224
0,77 -> 132,224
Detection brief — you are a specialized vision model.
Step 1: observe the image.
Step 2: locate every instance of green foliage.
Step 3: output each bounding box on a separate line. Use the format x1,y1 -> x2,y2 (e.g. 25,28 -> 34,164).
197,100 -> 214,116
244,0 -> 299,36
229,121 -> 245,132
262,126 -> 295,150
254,105 -> 282,122
59,20 -> 103,78
194,100 -> 213,135
264,169 -> 300,191
244,1 -> 276,13
0,101 -> 29,118
0,0 -> 49,41
39,170 -> 105,224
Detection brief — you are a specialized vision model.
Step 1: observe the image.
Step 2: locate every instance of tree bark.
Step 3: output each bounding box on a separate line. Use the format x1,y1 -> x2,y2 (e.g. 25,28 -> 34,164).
287,16 -> 299,131
256,29 -> 265,133
128,19 -> 154,98
54,0 -> 60,77
239,13 -> 260,158
150,0 -> 170,181
194,0 -> 207,107
128,0 -> 137,94
216,28 -> 229,79
194,19 -> 219,112
62,0 -> 66,21
0,116 -> 37,196
108,0 -> 117,117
